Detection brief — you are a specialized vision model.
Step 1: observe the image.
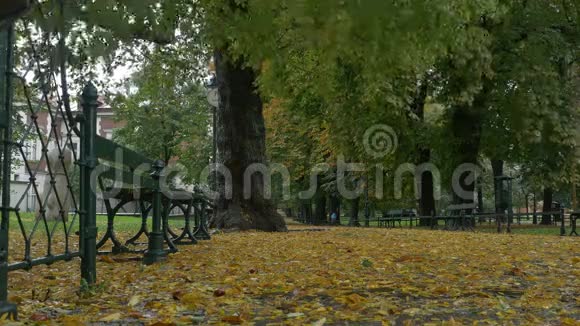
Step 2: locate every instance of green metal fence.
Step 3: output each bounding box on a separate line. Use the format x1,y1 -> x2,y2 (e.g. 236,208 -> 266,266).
0,23 -> 17,320
0,20 -> 99,318
0,16 -> 212,319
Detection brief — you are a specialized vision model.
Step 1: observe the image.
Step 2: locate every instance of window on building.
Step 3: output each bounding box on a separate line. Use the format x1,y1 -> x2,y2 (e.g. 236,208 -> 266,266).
28,187 -> 36,212
32,141 -> 37,160
23,142 -> 31,158
23,141 -> 38,160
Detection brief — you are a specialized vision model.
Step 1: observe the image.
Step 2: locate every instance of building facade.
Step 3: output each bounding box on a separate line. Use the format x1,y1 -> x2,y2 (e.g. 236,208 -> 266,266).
10,96 -> 124,214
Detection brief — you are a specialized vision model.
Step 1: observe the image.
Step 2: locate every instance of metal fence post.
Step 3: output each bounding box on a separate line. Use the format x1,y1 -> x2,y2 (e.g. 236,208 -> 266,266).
430,210 -> 435,230
79,83 -> 98,286
560,208 -> 566,236
143,160 -> 167,265
0,23 -> 17,320
507,180 -> 513,234
193,198 -> 211,240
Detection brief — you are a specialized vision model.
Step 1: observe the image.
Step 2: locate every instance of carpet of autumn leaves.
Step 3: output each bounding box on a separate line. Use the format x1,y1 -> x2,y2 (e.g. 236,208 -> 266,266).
2,226 -> 580,325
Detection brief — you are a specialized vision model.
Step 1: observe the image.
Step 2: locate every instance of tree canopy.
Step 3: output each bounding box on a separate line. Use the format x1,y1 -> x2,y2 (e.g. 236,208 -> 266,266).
11,0 -> 580,227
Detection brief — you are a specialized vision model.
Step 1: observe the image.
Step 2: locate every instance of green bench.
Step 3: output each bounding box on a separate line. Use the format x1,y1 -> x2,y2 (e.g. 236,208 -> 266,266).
93,135 -> 210,263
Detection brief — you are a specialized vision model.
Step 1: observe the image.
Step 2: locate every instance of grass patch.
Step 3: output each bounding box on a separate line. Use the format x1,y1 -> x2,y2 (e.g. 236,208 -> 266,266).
9,212 -> 189,234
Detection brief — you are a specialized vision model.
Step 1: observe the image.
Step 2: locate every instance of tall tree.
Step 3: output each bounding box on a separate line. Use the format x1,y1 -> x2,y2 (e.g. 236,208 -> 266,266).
113,50 -> 212,183
211,49 -> 287,231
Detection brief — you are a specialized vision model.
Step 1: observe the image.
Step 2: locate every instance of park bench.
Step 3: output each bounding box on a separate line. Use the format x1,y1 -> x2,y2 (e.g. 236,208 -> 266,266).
379,210 -> 403,228
93,135 -> 211,262
378,209 -> 417,228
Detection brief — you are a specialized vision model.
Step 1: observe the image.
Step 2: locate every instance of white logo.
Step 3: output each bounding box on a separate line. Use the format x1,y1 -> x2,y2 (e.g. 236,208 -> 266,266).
363,124 -> 398,158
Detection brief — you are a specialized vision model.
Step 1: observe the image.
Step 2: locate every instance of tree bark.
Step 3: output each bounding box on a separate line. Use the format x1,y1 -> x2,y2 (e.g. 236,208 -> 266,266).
477,176 -> 485,223
349,198 -> 360,226
541,188 -> 553,225
491,159 -> 504,222
477,180 -> 484,212
0,0 -> 31,24
411,77 -> 435,225
418,148 -> 435,225
449,104 -> 483,214
300,200 -> 312,224
211,49 -> 287,231
330,195 -> 341,225
314,193 -> 327,225
532,192 -> 538,224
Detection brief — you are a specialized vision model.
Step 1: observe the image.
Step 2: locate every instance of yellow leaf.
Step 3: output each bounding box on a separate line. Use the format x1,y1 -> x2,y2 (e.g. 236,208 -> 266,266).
99,313 -> 122,322
180,293 -> 203,307
561,317 -> 579,326
61,315 -> 85,326
128,295 -> 140,307
403,308 -> 421,316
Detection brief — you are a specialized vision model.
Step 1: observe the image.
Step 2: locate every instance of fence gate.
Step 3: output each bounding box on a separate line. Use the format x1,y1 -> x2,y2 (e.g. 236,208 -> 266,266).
0,18 -> 97,319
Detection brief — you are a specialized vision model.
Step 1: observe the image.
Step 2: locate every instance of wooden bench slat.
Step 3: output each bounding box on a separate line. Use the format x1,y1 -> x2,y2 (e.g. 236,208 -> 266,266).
96,135 -> 154,169
98,164 -> 155,189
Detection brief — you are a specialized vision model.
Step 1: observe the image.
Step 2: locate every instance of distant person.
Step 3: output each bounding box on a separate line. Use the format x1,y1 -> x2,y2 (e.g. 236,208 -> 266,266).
330,212 -> 337,224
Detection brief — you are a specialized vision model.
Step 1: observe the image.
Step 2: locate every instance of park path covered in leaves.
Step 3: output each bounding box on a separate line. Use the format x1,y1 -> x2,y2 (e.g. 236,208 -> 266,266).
4,227 -> 579,325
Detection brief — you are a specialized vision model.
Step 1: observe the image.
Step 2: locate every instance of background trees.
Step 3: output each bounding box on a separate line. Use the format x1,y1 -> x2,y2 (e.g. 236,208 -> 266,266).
112,51 -> 211,184
14,0 -> 579,229
259,0 -> 579,222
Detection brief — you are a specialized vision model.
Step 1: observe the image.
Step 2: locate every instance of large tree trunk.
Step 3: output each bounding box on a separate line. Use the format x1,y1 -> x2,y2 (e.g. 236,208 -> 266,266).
541,188 -> 553,225
449,105 -> 483,214
211,50 -> 287,231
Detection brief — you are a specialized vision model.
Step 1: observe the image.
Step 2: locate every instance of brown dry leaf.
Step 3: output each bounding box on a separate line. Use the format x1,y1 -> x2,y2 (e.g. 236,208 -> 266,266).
221,315 -> 243,325
99,255 -> 115,264
7,295 -> 23,304
395,255 -> 424,262
171,290 -> 184,301
346,293 -> 366,304
509,267 -> 525,276
29,313 -> 50,321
